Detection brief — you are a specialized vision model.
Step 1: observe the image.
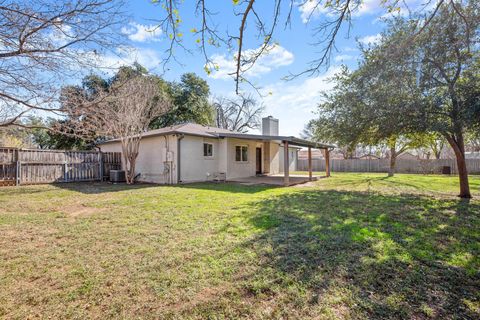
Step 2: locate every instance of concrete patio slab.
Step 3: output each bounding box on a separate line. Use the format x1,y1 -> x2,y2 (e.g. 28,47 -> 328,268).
228,174 -> 318,186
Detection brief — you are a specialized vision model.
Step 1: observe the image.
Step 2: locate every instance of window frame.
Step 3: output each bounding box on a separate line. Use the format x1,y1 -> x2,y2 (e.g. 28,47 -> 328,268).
203,142 -> 214,158
235,145 -> 249,162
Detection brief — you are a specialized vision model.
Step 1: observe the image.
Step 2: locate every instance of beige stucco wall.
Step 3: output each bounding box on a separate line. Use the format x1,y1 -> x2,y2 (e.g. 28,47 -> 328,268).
99,134 -> 286,184
268,142 -> 280,174
225,138 -> 264,179
179,135 -> 220,183
180,136 -> 274,182
99,134 -> 178,184
279,146 -> 298,173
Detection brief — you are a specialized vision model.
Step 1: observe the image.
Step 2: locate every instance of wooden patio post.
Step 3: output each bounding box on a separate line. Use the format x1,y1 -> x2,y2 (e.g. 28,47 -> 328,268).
284,140 -> 289,186
325,148 -> 331,177
308,146 -> 312,181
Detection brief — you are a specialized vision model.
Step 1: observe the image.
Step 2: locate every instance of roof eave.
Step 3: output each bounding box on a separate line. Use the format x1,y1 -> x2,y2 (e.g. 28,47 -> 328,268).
215,133 -> 335,149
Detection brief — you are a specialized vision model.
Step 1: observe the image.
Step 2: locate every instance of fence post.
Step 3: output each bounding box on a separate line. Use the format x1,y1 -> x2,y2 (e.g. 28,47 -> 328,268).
99,151 -> 104,182
15,161 -> 20,186
15,149 -> 20,186
64,161 -> 68,182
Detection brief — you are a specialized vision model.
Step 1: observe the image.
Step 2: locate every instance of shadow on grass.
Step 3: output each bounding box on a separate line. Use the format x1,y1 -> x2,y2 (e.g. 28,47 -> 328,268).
1,180 -> 278,196
59,181 -> 165,194
237,190 -> 480,318
177,182 -> 279,194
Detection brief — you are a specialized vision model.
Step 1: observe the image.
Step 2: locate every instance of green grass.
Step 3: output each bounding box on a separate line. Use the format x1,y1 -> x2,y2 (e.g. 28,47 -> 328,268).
0,173 -> 479,319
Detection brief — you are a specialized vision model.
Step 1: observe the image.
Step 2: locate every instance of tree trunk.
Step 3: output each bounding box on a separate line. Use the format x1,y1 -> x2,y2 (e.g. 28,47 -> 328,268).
445,133 -> 471,198
388,147 -> 396,177
121,138 -> 140,185
121,143 -> 130,183
126,157 -> 136,184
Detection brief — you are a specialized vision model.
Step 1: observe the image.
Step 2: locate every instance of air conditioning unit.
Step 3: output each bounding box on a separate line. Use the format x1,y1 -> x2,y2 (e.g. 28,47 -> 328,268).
110,170 -> 126,183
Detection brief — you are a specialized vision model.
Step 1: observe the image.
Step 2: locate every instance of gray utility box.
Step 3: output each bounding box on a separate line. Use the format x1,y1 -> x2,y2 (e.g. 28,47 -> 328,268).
213,172 -> 226,182
110,170 -> 126,183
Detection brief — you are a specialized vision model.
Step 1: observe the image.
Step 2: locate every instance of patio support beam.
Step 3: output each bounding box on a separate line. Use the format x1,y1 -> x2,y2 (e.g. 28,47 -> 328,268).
325,148 -> 331,177
308,146 -> 312,181
284,140 -> 289,186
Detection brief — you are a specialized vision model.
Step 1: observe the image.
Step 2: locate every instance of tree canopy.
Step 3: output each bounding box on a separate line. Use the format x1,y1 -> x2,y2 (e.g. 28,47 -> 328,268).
151,73 -> 215,128
310,1 -> 480,197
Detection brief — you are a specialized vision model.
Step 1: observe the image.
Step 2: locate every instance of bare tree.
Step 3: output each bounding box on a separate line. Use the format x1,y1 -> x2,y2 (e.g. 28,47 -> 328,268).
213,95 -> 264,133
63,76 -> 171,184
101,77 -> 171,184
152,0 -> 450,93
0,0 -> 126,128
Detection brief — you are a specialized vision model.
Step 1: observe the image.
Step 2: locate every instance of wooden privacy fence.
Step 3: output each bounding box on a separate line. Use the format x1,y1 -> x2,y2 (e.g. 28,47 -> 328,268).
297,158 -> 480,175
0,148 -> 121,186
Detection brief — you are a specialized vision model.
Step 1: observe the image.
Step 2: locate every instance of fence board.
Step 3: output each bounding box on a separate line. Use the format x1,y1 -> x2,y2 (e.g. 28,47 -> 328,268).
0,148 -> 121,186
297,158 -> 480,174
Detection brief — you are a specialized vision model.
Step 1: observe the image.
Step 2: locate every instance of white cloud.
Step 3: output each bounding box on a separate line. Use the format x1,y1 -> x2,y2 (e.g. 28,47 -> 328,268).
121,23 -> 162,42
49,24 -> 75,46
298,0 -> 330,23
354,0 -> 384,17
255,66 -> 341,136
374,0 -> 431,23
334,54 -> 354,62
298,0 -> 383,23
92,46 -> 162,73
209,44 -> 294,80
358,33 -> 382,45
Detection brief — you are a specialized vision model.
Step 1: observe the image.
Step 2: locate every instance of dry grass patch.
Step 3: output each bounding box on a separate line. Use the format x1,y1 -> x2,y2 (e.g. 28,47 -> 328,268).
0,174 -> 479,319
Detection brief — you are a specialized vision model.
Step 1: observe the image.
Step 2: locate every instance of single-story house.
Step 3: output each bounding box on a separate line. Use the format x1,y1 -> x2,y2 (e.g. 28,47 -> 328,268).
98,116 -> 334,186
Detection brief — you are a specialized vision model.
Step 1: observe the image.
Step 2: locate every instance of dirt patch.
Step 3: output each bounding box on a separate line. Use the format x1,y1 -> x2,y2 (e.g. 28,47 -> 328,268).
63,204 -> 105,218
293,181 -> 318,188
167,285 -> 230,313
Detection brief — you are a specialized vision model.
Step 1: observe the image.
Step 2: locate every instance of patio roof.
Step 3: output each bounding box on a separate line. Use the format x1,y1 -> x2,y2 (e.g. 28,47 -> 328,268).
214,133 -> 335,149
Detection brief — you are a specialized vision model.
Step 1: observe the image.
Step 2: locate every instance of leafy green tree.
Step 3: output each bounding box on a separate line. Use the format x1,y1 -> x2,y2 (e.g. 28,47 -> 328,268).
313,1 -> 479,197
25,117 -> 53,149
415,132 -> 446,160
151,73 -> 214,128
47,119 -> 95,150
369,2 -> 479,197
309,67 -> 374,159
384,134 -> 426,176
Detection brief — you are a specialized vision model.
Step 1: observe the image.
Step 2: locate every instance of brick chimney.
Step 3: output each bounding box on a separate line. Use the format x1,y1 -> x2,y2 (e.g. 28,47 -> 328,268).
262,116 -> 279,136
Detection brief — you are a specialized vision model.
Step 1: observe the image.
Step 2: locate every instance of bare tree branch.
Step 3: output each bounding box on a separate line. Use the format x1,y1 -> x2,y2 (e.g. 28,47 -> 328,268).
213,94 -> 264,132
151,0 -> 463,93
0,0 -> 127,127
62,75 -> 172,183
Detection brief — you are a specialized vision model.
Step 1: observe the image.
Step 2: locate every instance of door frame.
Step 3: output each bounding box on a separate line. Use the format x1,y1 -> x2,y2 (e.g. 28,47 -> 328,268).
255,147 -> 262,175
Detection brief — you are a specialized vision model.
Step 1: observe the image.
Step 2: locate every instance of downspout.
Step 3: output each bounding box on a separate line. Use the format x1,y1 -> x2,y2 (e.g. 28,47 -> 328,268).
162,136 -> 169,184
177,134 -> 185,183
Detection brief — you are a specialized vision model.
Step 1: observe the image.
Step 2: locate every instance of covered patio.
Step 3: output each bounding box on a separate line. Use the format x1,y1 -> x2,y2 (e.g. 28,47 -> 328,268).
216,133 -> 334,186
228,174 -> 318,186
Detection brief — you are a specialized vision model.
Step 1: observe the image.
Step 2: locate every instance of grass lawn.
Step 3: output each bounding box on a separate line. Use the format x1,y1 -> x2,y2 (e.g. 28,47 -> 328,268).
0,173 -> 479,319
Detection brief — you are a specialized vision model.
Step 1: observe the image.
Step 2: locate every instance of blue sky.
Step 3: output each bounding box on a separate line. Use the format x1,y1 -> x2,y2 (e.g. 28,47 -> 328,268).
97,1 -> 405,136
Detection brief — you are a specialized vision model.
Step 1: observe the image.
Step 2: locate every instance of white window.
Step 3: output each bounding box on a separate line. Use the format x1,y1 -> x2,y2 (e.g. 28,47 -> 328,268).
235,145 -> 248,162
203,143 -> 213,157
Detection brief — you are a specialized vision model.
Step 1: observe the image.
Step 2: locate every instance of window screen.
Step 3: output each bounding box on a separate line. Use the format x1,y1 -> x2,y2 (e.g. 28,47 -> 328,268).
241,146 -> 248,161
203,143 -> 213,157
235,146 -> 248,162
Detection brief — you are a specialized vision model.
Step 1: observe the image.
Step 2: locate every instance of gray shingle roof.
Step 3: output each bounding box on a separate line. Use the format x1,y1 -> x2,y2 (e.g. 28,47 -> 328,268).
98,123 -> 235,144
97,123 -> 334,149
